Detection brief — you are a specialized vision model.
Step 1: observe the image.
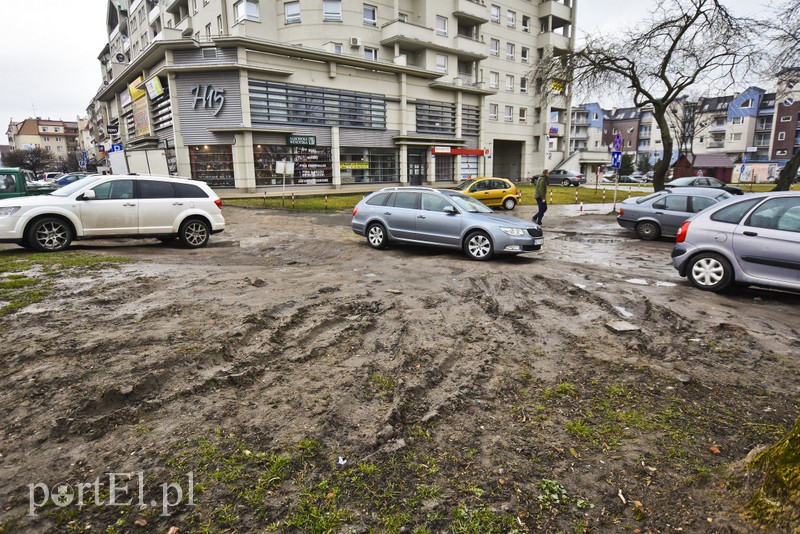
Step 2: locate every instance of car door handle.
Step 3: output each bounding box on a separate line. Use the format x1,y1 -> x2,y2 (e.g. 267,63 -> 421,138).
172,202 -> 184,206
123,202 -> 136,207
743,231 -> 758,237
417,215 -> 426,219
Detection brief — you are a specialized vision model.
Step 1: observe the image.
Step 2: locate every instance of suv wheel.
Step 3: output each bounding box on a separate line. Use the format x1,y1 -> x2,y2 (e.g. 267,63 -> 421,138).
502,197 -> 517,210
366,222 -> 388,249
27,217 -> 73,252
179,218 -> 210,248
636,221 -> 661,241
687,252 -> 733,292
464,231 -> 494,261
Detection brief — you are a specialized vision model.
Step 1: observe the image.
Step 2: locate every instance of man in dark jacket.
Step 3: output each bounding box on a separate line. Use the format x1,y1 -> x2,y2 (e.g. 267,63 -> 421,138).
532,169 -> 548,225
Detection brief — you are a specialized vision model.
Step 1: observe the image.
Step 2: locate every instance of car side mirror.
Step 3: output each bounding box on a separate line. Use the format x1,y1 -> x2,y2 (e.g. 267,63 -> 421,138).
81,190 -> 96,201
443,205 -> 458,215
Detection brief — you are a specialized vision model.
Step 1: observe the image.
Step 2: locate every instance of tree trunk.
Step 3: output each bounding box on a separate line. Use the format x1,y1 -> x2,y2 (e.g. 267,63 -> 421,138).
746,416 -> 800,531
772,148 -> 800,191
652,107 -> 673,192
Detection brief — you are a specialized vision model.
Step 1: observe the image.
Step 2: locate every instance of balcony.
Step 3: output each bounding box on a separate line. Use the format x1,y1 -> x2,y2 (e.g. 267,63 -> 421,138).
707,140 -> 725,148
381,20 -> 488,60
453,0 -> 489,24
539,0 -> 573,22
536,31 -> 570,50
548,122 -> 566,137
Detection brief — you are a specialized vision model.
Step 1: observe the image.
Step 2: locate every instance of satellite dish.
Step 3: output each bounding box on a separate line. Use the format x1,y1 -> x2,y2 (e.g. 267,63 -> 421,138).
116,53 -> 126,62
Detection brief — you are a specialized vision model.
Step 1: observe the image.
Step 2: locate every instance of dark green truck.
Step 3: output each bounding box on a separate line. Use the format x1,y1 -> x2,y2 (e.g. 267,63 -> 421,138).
0,168 -> 58,199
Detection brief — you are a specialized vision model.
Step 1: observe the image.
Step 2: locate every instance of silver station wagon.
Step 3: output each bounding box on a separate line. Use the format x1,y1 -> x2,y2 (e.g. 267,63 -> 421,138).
352,187 -> 543,261
672,191 -> 800,292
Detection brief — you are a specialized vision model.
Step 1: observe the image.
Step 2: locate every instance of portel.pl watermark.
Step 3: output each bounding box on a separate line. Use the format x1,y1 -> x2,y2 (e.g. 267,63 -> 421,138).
28,471 -> 194,517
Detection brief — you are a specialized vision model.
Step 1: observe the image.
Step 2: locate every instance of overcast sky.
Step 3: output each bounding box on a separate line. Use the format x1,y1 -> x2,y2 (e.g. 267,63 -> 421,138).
0,0 -> 771,142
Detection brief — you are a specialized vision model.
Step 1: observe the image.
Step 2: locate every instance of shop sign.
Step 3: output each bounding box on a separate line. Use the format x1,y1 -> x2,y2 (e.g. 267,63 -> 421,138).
191,84 -> 225,116
433,146 -> 451,153
107,124 -> 120,135
129,76 -> 146,101
133,98 -> 152,137
146,76 -> 165,99
340,161 -> 369,170
287,135 -> 317,146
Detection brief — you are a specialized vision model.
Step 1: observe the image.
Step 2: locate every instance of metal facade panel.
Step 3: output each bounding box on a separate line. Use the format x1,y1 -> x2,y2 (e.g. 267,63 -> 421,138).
173,47 -> 238,66
339,128 -> 399,148
176,71 -> 242,145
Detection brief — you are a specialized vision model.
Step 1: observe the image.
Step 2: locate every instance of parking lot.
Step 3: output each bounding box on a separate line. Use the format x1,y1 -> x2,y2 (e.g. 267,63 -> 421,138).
1,204 -> 799,532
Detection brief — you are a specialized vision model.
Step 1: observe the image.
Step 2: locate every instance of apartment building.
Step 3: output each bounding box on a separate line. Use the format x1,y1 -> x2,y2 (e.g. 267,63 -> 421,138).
5,118 -> 81,159
87,0 -> 577,190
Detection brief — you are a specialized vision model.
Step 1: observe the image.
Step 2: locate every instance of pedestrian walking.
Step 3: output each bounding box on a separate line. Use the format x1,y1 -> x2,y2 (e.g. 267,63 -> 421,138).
532,169 -> 548,225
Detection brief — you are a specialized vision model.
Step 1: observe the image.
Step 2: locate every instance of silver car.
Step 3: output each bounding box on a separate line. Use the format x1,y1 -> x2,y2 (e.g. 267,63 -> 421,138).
351,187 -> 543,261
672,191 -> 800,292
618,187 -> 731,240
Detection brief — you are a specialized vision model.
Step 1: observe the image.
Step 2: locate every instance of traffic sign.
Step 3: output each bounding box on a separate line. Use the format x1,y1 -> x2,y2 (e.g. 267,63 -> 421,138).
109,143 -> 123,153
611,151 -> 622,169
613,134 -> 622,152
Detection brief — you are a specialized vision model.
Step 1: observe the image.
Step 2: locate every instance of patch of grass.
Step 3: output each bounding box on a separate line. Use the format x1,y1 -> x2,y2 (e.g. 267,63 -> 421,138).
370,372 -> 397,395
542,382 -> 578,401
0,251 -> 133,317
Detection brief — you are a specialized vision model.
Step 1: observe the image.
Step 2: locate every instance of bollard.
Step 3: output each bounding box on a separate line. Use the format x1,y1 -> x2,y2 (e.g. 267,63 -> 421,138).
602,189 -> 606,204
292,192 -> 295,209
550,190 -> 553,204
325,194 -> 329,211
580,201 -> 584,213
575,189 -> 579,203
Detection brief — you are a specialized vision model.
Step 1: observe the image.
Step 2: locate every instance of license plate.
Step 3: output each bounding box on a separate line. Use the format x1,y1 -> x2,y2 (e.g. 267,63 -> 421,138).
534,238 -> 544,246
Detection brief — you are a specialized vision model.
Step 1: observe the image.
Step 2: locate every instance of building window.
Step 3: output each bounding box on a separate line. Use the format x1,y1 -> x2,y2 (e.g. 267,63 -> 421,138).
323,0 -> 342,21
435,54 -> 447,73
205,23 -> 212,39
741,99 -> 754,108
506,43 -> 515,60
436,15 -> 447,36
398,12 -> 407,22
489,103 -> 498,120
189,145 -> 234,187
364,47 -> 378,60
490,39 -> 499,56
217,15 -> 223,34
490,4 -> 500,23
333,42 -> 343,54
363,4 -> 377,26
192,0 -> 197,13
234,0 -> 259,22
732,116 -> 743,125
520,77 -> 527,93
522,15 -> 530,32
505,74 -> 514,91
488,71 -> 498,89
776,149 -> 787,156
507,10 -> 516,28
285,1 -> 300,23
521,47 -> 529,63
778,132 -> 786,141
519,108 -> 527,122
416,100 -> 456,134
780,115 -> 792,122
504,105 -> 513,121
730,133 -> 742,141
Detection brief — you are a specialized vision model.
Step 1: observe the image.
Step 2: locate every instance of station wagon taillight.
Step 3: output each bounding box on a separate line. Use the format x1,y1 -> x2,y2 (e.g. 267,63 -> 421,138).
214,199 -> 223,209
353,206 -> 359,216
676,221 -> 690,243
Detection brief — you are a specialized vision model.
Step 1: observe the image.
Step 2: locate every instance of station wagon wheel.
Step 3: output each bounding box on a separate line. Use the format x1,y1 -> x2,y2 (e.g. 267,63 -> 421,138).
687,252 -> 734,292
464,231 -> 494,261
178,218 -> 210,248
636,221 -> 661,241
562,179 -> 571,186
366,222 -> 388,249
502,197 -> 517,210
27,217 -> 73,252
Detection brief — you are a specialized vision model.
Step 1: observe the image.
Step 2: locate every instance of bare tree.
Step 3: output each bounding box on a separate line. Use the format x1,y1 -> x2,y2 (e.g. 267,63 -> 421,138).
759,0 -> 800,191
2,148 -> 57,175
531,0 -> 761,191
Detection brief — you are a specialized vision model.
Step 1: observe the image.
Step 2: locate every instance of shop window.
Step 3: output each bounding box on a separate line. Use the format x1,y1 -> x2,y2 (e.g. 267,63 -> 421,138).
340,148 -> 398,184
253,144 -> 332,186
189,145 -> 234,187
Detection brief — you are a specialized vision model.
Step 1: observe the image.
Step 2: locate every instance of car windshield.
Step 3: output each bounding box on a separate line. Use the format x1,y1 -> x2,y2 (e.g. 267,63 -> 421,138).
50,175 -> 106,197
448,192 -> 494,213
454,180 -> 475,191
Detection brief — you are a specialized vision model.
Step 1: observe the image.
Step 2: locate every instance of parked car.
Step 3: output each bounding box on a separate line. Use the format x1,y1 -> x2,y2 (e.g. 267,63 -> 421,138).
36,172 -> 63,182
629,171 -> 645,180
454,177 -> 521,210
351,187 -> 543,261
618,187 -> 732,240
672,191 -> 800,292
54,172 -> 94,187
1,167 -> 58,199
537,169 -> 586,187
0,174 -> 225,252
618,175 -> 644,184
666,176 -> 744,195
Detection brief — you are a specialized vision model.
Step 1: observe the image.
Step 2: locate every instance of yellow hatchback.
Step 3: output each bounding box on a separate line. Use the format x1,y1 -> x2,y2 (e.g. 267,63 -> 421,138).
455,177 -> 522,210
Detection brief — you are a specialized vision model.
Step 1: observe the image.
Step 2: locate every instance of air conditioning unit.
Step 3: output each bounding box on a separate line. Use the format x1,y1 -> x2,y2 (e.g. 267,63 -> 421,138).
349,37 -> 362,47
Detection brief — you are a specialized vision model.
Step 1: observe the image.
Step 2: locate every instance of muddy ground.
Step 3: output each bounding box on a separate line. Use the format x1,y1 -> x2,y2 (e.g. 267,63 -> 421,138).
0,203 -> 798,533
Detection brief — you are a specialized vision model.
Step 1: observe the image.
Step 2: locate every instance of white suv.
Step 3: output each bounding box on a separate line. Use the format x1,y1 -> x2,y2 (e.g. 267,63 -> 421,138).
0,174 -> 225,252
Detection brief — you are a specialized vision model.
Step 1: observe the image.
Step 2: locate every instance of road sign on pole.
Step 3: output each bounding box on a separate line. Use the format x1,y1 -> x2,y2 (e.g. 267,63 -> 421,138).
611,151 -> 622,169
613,134 -> 622,152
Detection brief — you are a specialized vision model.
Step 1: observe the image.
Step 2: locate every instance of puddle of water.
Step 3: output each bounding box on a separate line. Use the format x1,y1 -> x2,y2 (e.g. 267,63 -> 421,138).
615,306 -> 635,318
625,278 -> 649,285
558,236 -> 631,244
654,281 -> 677,287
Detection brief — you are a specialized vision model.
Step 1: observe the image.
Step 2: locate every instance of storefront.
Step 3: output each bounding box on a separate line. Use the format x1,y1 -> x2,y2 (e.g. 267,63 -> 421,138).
340,148 -> 398,184
189,145 -> 234,187
431,147 -> 486,181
